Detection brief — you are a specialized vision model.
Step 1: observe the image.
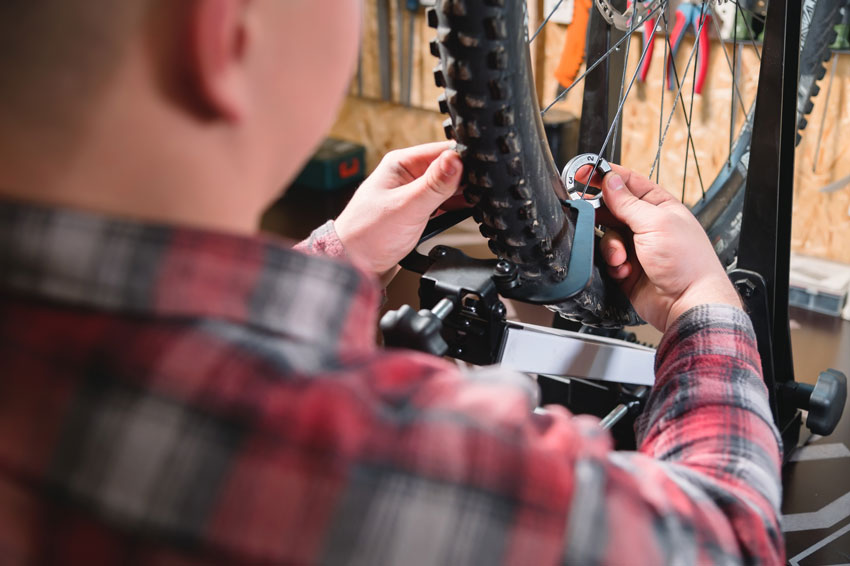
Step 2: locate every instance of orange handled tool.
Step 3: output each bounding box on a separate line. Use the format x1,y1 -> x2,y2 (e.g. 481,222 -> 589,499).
554,0 -> 594,89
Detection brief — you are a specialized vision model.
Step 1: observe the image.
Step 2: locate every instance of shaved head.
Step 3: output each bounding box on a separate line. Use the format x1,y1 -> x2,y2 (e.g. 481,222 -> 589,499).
0,0 -> 363,234
0,0 -> 148,129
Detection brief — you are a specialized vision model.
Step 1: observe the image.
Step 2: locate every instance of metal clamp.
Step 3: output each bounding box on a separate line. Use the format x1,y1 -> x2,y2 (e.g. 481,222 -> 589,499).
561,153 -> 612,209
594,0 -> 663,31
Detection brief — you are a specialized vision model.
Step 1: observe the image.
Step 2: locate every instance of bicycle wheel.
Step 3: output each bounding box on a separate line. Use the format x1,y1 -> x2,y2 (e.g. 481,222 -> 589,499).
428,0 -> 842,323
692,0 -> 842,267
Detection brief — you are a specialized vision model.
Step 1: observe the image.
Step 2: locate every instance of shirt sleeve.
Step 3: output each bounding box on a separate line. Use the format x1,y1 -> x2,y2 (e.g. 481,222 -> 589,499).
323,304 -> 783,565
293,220 -> 348,259
562,303 -> 784,564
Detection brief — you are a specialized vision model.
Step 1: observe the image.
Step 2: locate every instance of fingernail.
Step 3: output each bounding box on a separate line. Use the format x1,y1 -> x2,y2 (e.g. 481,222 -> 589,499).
440,152 -> 458,177
607,174 -> 625,191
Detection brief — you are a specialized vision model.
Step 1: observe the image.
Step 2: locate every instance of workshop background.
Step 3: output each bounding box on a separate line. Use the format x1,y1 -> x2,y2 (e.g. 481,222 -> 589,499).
323,0 -> 850,263
265,1 -> 850,562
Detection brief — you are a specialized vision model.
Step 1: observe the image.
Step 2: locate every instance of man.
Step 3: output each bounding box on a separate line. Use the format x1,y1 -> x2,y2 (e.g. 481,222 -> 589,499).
0,1 -> 782,564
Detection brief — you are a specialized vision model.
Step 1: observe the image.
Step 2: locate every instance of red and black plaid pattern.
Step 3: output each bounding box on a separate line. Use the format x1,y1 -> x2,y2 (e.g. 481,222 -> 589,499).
0,200 -> 783,564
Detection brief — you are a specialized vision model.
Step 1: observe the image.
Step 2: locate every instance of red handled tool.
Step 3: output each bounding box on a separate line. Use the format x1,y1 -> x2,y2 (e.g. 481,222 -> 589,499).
666,1 -> 710,95
629,0 -> 656,83
638,12 -> 657,82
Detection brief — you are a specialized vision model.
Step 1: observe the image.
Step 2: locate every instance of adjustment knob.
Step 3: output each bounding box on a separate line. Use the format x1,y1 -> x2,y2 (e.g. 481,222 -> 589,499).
784,369 -> 847,436
380,299 -> 454,357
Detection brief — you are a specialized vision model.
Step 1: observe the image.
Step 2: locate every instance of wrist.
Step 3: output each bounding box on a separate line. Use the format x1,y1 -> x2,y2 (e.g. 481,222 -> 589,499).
333,219 -> 397,284
331,218 -> 370,268
665,276 -> 742,331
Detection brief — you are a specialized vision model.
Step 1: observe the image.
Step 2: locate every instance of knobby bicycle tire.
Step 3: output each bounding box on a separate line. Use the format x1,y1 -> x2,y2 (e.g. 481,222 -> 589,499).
797,0 -> 842,140
429,0 -> 840,326
429,0 -> 639,327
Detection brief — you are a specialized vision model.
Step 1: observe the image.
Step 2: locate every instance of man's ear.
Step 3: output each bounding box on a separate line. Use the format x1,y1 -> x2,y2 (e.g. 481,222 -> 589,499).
187,0 -> 252,121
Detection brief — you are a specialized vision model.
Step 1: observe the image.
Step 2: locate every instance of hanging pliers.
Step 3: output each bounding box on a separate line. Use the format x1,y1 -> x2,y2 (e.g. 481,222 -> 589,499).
630,0 -> 657,84
666,1 -> 711,95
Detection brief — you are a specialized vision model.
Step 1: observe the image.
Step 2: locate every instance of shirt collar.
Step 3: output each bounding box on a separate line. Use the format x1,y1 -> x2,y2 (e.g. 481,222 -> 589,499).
0,199 -> 380,354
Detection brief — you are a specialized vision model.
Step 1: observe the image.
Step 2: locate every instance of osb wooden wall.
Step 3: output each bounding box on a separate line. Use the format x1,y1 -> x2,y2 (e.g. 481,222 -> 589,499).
330,1 -> 850,264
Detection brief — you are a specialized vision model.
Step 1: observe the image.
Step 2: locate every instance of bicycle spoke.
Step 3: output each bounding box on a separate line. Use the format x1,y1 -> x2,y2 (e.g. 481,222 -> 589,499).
657,4 -> 669,183
610,11 -> 635,161
538,0 -> 750,201
649,9 -> 711,180
732,0 -> 763,61
729,0 -> 739,168
652,10 -> 705,197
710,9 -> 750,120
682,1 -> 708,202
733,0 -> 766,23
541,1 -> 667,115
530,0 -> 566,43
581,10 -> 666,198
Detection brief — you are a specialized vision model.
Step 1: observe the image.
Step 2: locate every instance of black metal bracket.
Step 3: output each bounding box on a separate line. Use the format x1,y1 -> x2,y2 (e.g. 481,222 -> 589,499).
730,270 -> 782,412
387,199 -> 597,363
416,246 -> 507,365
504,199 -> 596,303
733,0 -> 846,450
737,0 -> 805,448
400,200 -> 596,304
384,241 -> 509,365
399,208 -> 474,274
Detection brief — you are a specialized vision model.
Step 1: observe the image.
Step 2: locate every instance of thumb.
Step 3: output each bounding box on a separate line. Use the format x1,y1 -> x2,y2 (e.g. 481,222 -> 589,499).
403,150 -> 463,214
601,173 -> 654,232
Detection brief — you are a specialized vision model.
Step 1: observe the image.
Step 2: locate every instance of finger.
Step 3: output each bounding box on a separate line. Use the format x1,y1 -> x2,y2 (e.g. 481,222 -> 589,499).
381,142 -> 456,180
575,163 -> 675,210
607,164 -> 675,206
594,206 -> 627,230
601,173 -> 661,233
608,260 -> 645,306
573,163 -> 608,188
608,261 -> 632,280
402,150 -> 463,218
600,229 -> 628,267
572,162 -> 674,201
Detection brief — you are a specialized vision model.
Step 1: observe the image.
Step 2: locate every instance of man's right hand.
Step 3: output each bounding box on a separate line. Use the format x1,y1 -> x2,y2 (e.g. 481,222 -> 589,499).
590,165 -> 742,332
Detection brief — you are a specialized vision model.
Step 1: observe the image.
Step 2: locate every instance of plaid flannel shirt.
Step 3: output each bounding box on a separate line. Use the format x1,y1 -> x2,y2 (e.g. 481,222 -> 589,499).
0,200 -> 783,565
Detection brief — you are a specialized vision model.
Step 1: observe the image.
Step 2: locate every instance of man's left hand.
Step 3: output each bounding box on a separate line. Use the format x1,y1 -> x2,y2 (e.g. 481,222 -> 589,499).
334,142 -> 463,283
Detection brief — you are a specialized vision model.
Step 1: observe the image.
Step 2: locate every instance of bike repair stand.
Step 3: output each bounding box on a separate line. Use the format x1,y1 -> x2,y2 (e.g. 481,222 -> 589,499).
384,0 -> 846,452
381,197 -> 656,435
731,0 -> 845,452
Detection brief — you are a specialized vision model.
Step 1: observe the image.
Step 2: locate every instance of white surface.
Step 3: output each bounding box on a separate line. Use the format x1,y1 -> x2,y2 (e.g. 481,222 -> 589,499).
790,253 -> 850,296
499,322 -> 656,386
790,253 -> 850,320
544,0 -> 575,25
782,490 -> 850,533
